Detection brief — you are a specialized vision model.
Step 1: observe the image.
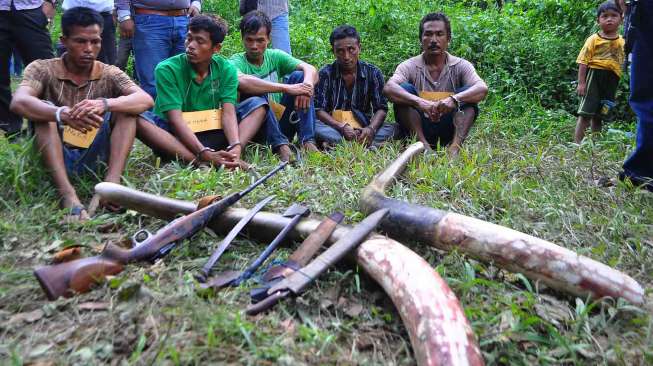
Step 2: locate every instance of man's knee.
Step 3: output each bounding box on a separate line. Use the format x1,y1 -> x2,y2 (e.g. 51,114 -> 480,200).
286,71 -> 305,84
399,82 -> 418,96
238,96 -> 269,121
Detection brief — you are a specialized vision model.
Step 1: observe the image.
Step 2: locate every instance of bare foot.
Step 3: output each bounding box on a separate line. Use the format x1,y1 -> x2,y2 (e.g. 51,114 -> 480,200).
447,144 -> 461,157
302,141 -> 319,152
276,144 -> 293,162
61,195 -> 89,223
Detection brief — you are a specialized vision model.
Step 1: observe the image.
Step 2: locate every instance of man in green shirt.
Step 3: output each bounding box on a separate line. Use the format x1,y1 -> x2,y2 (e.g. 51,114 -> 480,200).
138,15 -> 265,169
230,10 -> 319,161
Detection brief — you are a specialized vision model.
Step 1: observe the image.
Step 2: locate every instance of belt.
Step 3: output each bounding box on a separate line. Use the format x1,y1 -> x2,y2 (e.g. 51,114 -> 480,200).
134,8 -> 188,16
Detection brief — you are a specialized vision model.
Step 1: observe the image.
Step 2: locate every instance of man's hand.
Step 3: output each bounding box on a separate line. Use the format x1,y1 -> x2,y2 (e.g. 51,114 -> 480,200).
435,97 -> 456,115
201,150 -> 240,169
283,82 -> 314,97
42,2 -> 55,23
69,99 -> 108,120
189,5 -> 200,17
341,124 -> 356,140
61,108 -> 103,133
577,82 -> 586,96
119,19 -> 135,38
417,99 -> 440,122
295,95 -> 311,111
356,127 -> 375,146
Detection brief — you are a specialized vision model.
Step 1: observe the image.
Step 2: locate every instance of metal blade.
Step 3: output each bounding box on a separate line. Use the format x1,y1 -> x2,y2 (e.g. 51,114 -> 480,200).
197,195 -> 275,281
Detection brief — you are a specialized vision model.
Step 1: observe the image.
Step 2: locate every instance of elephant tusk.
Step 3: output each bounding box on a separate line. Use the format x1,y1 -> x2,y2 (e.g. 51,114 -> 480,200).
359,142 -> 644,306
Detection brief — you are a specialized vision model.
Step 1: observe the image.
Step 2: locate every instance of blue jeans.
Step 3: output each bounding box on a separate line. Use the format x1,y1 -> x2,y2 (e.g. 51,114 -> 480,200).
262,71 -> 316,147
61,113 -> 112,176
315,119 -> 396,145
395,83 -> 478,148
622,1 -> 653,185
133,14 -> 188,99
270,12 -> 291,55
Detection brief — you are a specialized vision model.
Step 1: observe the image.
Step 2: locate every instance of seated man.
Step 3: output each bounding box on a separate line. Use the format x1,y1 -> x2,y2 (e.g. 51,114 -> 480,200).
230,10 -> 319,161
137,15 -> 262,169
384,12 -> 488,155
10,7 -> 153,221
315,25 -> 396,147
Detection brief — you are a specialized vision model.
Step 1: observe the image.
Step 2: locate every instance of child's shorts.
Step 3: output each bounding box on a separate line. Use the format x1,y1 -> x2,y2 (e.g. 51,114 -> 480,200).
577,68 -> 619,117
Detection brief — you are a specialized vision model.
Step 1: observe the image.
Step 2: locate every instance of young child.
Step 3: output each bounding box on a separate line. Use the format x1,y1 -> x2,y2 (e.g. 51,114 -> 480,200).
574,1 -> 625,143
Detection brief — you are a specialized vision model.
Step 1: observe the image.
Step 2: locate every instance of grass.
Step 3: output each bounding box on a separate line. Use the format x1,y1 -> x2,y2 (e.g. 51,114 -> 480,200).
1,0 -> 652,365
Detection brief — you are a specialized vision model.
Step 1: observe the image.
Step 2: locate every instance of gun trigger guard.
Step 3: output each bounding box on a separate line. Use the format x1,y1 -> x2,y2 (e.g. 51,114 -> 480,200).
132,229 -> 152,246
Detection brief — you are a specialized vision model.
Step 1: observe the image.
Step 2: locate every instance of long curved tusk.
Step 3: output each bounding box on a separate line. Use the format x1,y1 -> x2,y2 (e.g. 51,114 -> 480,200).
359,142 -> 645,306
96,182 -> 485,366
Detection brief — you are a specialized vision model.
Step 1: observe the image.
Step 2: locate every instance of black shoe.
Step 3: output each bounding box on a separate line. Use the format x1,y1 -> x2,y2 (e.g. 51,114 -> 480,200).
618,171 -> 653,192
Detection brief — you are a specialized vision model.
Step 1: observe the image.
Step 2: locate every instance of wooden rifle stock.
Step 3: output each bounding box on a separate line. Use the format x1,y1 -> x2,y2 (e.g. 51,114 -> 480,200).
34,257 -> 124,300
34,162 -> 287,300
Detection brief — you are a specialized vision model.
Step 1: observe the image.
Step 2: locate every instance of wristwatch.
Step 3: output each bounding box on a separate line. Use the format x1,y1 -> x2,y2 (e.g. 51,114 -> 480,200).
43,0 -> 56,5
118,14 -> 132,22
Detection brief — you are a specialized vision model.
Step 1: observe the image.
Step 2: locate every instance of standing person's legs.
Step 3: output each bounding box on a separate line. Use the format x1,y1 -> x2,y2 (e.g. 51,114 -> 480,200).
270,12 -> 291,55
622,2 -> 653,188
133,14 -> 174,99
171,15 -> 188,57
98,12 -> 117,65
0,9 -> 17,134
1,6 -> 54,135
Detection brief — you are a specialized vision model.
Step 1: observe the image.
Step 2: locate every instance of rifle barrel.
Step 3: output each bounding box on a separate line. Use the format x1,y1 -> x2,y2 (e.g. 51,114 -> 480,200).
239,161 -> 288,197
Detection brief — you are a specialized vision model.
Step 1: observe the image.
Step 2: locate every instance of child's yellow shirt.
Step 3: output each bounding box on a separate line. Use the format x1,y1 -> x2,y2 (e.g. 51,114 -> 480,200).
576,33 -> 625,77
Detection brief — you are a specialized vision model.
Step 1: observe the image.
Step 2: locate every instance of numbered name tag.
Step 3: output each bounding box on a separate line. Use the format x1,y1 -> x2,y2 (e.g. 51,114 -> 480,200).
270,102 -> 286,121
332,110 -> 362,129
418,91 -> 454,101
182,109 -> 223,133
63,126 -> 99,149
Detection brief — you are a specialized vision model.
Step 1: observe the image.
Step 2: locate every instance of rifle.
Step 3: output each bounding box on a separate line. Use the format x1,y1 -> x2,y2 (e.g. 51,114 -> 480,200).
34,162 -> 287,300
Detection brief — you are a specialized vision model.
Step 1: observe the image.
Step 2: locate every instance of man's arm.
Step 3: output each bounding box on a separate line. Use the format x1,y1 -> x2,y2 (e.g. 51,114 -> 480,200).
237,74 -> 313,97
68,85 -> 153,120
577,64 -> 588,96
10,86 -> 103,133
384,79 -> 438,121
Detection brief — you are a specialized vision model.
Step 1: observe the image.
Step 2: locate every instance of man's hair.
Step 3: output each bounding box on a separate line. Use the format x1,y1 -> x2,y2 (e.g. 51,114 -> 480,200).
329,25 -> 360,47
240,10 -> 272,36
189,15 -> 228,45
597,1 -> 621,17
61,7 -> 104,37
419,12 -> 451,39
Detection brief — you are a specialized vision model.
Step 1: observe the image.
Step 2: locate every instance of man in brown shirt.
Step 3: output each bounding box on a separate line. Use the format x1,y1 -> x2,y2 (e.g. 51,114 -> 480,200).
10,7 -> 153,221
384,12 -> 488,155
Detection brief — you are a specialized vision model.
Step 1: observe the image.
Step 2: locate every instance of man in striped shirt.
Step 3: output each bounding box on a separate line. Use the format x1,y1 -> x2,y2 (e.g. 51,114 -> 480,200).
314,25 -> 396,147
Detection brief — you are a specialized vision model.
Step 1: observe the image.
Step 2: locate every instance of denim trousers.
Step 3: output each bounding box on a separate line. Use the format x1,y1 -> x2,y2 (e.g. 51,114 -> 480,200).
622,1 -> 653,182
0,5 -> 54,134
133,14 -> 188,99
261,70 -> 316,147
270,12 -> 291,55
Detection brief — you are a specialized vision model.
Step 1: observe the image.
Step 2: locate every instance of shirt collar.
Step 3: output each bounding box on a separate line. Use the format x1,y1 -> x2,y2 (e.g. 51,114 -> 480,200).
54,54 -> 104,83
333,60 -> 366,80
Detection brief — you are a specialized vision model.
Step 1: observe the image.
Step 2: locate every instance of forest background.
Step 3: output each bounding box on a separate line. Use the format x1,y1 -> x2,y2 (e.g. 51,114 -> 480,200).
0,0 -> 651,365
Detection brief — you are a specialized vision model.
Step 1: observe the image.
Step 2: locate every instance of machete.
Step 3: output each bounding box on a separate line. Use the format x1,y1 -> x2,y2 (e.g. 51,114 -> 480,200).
246,208 -> 389,315
250,211 -> 344,302
196,195 -> 276,282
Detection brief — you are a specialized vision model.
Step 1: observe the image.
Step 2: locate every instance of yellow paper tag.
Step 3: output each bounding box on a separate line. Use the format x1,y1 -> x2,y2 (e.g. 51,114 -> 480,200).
332,110 -> 362,129
182,109 -> 222,133
418,91 -> 454,102
270,102 -> 286,121
63,126 -> 99,149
